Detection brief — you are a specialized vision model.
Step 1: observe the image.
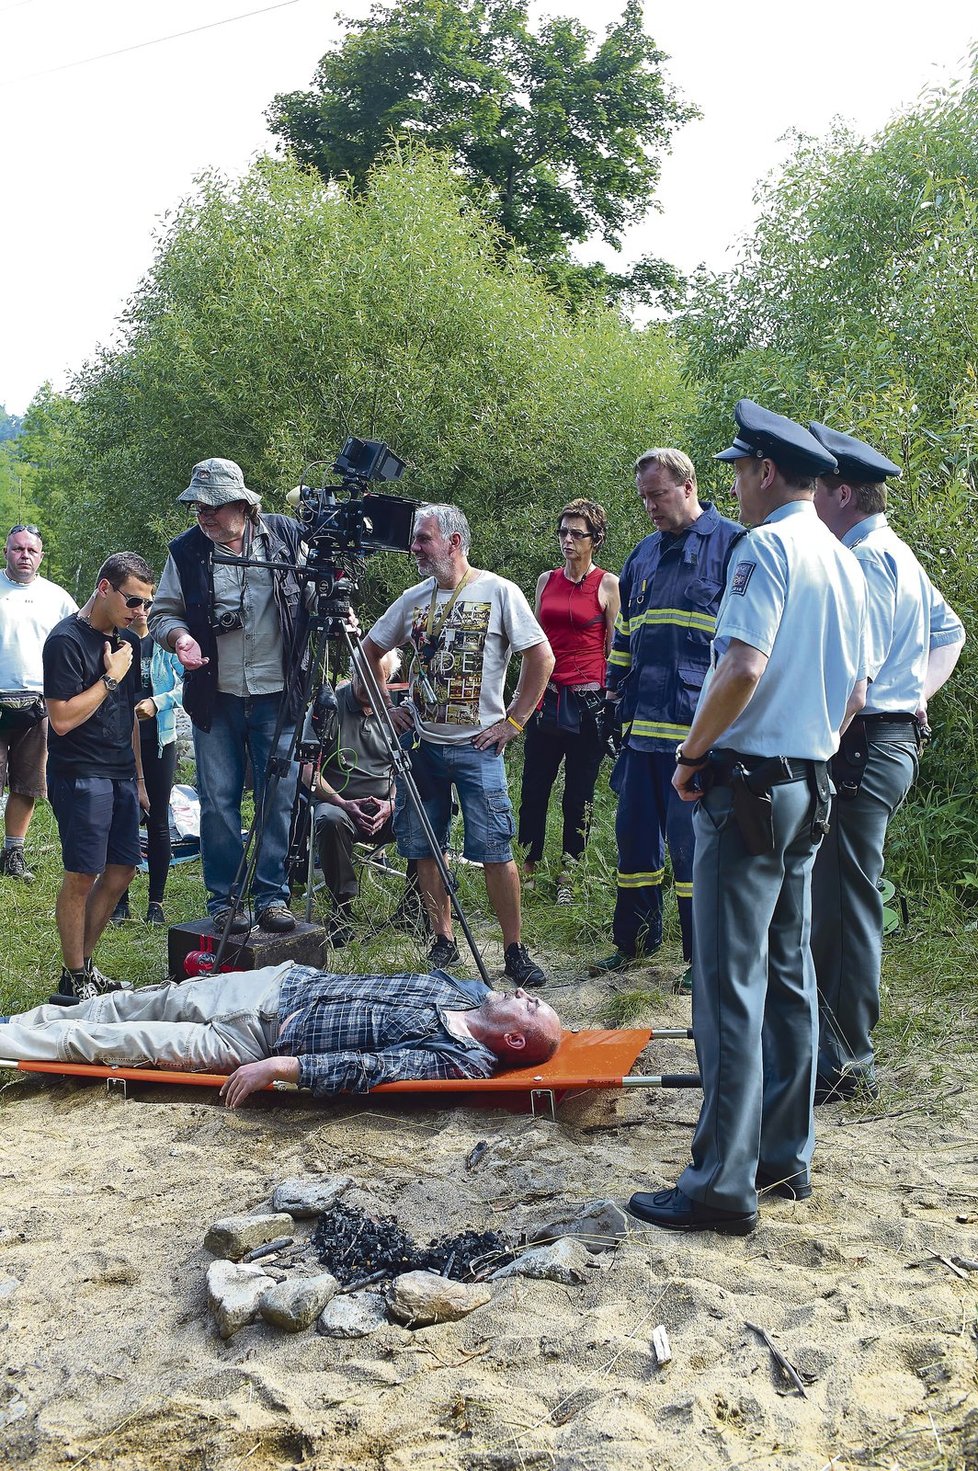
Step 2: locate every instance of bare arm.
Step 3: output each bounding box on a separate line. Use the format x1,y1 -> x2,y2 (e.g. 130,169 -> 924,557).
360,633 -> 413,734
533,570 -> 548,617
46,640 -> 134,736
921,638 -> 964,706
219,1056 -> 301,1108
472,637 -> 555,753
599,572 -> 621,660
672,639 -> 768,801
840,678 -> 868,735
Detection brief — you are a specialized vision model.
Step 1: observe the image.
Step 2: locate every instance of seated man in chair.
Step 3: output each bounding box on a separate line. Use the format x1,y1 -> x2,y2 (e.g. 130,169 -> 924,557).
303,650 -> 422,943
0,964 -> 562,1108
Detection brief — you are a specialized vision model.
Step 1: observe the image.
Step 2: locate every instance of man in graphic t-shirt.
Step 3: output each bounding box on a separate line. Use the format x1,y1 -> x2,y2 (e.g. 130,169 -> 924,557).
362,504 -> 554,987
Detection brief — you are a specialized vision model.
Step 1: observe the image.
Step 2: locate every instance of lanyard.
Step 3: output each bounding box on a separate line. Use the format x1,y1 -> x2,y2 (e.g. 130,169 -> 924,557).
425,570 -> 474,642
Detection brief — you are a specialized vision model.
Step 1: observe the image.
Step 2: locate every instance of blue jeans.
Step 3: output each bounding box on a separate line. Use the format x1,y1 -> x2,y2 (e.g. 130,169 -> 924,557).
192,693 -> 298,915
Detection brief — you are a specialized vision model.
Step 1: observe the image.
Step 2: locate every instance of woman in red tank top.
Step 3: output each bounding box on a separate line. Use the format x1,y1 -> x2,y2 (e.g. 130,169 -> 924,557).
517,499 -> 620,902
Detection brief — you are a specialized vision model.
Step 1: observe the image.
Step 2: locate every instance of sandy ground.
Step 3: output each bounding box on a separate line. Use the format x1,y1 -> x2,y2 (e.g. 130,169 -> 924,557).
2,969 -> 978,1471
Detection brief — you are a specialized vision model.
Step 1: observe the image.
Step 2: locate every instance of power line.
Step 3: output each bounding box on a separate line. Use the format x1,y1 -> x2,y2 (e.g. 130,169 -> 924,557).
3,0 -> 301,85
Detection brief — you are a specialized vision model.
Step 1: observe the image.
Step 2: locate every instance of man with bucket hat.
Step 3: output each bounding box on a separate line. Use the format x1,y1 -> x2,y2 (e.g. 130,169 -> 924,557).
150,459 -> 307,934
626,400 -> 869,1235
809,423 -> 964,1103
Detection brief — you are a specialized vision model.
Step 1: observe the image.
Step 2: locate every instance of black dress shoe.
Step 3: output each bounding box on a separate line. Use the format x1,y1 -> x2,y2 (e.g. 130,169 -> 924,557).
756,1172 -> 812,1201
814,1072 -> 879,1106
626,1186 -> 758,1236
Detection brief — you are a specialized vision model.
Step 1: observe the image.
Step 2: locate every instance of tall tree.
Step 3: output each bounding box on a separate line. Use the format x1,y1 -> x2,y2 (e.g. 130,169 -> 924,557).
267,0 -> 694,302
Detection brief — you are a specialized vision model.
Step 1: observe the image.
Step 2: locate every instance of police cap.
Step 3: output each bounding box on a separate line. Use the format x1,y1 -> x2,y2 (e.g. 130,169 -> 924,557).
715,399 -> 838,477
808,423 -> 901,483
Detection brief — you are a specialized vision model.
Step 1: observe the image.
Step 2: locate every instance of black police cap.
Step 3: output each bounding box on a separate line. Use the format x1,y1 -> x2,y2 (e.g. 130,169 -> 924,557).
715,399 -> 838,477
808,422 -> 901,483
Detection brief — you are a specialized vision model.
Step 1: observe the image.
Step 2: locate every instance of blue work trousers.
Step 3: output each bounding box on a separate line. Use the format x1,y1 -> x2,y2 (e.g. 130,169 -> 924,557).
611,747 -> 694,960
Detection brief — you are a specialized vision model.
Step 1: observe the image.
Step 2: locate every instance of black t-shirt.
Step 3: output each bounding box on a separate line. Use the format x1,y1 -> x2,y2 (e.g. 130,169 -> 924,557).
43,614 -> 140,779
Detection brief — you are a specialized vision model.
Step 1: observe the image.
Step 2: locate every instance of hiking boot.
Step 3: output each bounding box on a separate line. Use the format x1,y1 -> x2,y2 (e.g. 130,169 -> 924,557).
0,847 -> 34,882
814,1071 -> 880,1106
428,934 -> 461,969
503,942 -> 547,988
258,904 -> 296,934
212,905 -> 251,935
145,902 -> 167,926
110,896 -> 131,925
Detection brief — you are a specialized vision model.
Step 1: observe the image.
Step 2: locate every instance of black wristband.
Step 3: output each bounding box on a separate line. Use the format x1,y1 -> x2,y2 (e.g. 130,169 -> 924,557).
675,746 -> 708,767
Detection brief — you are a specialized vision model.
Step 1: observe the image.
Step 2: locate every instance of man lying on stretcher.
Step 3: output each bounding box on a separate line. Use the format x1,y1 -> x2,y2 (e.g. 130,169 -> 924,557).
0,964 -> 563,1107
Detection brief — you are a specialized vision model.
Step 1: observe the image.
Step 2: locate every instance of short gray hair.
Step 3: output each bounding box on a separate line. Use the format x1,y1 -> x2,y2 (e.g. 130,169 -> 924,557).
634,448 -> 697,490
414,502 -> 471,554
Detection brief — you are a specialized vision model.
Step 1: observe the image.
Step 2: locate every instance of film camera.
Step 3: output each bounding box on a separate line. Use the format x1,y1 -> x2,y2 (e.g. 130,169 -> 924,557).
287,437 -> 416,560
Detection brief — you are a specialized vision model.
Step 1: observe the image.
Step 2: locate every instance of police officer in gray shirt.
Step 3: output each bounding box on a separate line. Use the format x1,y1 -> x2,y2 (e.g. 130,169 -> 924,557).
809,424 -> 965,1102
627,400 -> 869,1235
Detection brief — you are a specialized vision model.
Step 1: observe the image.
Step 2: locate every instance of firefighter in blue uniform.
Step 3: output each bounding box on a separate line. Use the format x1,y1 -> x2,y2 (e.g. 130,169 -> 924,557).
594,448 -> 741,976
809,423 -> 965,1102
627,401 -> 869,1235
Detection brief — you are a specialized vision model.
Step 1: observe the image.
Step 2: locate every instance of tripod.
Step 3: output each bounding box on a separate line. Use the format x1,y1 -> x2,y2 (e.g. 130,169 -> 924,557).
210,555 -> 491,985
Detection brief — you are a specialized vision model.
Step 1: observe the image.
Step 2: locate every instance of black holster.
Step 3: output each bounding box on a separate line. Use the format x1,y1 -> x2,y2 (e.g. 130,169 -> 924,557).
830,718 -> 869,800
807,760 -> 832,843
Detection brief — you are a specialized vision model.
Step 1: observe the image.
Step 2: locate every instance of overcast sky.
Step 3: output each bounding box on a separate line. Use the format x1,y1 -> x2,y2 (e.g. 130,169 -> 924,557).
1,0 -> 975,415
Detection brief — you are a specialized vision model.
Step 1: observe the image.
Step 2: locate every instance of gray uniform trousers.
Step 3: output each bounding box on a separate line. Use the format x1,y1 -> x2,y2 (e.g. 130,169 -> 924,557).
678,778 -> 820,1213
0,964 -> 290,1071
811,739 -> 917,1084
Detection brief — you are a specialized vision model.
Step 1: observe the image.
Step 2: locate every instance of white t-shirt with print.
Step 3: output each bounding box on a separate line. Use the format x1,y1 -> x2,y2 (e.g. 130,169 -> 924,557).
368,570 -> 546,744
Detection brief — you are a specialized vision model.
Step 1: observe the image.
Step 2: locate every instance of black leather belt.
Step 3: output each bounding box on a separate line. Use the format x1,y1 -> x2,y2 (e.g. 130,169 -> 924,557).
860,713 -> 918,743
708,751 -> 813,787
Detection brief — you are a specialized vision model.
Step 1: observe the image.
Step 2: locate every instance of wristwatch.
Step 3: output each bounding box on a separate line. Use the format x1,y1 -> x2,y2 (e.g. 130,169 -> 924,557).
675,744 -> 707,767
102,674 -> 119,692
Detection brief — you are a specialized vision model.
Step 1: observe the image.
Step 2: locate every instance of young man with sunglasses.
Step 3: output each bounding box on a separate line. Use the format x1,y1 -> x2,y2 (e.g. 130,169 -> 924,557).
0,523 -> 77,882
41,552 -> 155,1000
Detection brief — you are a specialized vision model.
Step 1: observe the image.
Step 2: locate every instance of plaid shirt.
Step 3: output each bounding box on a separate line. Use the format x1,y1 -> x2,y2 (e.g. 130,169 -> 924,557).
273,966 -> 497,1097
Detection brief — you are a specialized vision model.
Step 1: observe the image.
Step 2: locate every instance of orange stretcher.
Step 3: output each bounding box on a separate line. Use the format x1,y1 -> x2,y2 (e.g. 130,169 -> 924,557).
1,1028 -> 699,1116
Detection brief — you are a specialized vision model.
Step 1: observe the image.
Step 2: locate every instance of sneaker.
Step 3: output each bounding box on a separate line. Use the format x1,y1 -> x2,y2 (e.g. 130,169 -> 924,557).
110,897 -> 131,925
503,942 -> 547,988
588,950 -> 633,976
211,905 -> 251,935
145,903 -> 167,926
428,934 -> 461,969
0,847 -> 34,882
86,961 -> 132,994
555,880 -> 573,905
257,903 -> 296,934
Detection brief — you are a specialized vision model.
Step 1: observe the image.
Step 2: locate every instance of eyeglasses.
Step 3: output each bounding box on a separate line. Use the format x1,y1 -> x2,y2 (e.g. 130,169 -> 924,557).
8,524 -> 41,538
557,527 -> 592,541
123,596 -> 154,610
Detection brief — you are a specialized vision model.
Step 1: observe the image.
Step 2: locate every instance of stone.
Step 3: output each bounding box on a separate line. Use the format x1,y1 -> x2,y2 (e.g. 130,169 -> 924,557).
491,1238 -> 590,1285
204,1212 -> 294,1261
259,1273 -> 340,1332
387,1270 -> 491,1327
317,1291 -> 388,1339
0,1272 -> 20,1300
527,1198 -> 629,1254
271,1176 -> 352,1218
206,1260 -> 273,1340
